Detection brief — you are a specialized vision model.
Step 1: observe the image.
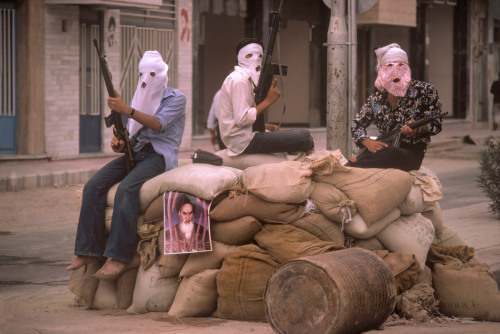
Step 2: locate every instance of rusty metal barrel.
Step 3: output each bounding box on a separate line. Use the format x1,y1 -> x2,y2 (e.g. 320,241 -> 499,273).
264,248 -> 397,334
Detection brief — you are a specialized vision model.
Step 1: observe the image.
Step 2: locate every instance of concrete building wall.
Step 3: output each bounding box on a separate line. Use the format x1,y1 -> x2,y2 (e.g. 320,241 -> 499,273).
44,5 -> 80,159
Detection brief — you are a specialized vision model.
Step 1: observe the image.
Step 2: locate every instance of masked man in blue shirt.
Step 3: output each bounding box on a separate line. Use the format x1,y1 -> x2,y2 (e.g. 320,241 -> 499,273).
67,51 -> 186,280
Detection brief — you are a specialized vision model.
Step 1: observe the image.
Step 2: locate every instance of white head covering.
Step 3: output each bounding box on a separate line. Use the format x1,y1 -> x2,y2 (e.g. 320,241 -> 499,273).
128,51 -> 168,137
375,43 -> 408,71
237,43 -> 263,86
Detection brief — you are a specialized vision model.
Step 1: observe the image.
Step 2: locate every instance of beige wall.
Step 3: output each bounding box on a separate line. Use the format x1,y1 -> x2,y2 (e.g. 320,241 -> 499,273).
428,5 -> 454,116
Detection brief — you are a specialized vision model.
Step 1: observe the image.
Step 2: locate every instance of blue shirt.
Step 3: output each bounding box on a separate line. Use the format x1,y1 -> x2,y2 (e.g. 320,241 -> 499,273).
129,87 -> 186,171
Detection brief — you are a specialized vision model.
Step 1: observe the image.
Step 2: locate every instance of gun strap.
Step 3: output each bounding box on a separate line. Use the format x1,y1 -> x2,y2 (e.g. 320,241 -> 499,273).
276,31 -> 287,130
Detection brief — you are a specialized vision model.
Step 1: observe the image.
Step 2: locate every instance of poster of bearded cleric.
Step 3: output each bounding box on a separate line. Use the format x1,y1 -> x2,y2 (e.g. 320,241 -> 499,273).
163,191 -> 212,254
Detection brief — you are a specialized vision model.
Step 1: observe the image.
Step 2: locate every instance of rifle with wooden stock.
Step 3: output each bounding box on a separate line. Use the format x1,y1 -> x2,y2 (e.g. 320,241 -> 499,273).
93,39 -> 135,173
253,0 -> 287,132
355,111 -> 448,160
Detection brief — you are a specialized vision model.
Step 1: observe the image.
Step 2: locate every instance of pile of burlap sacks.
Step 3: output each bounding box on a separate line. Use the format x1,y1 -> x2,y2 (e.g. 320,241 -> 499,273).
68,149 -> 500,322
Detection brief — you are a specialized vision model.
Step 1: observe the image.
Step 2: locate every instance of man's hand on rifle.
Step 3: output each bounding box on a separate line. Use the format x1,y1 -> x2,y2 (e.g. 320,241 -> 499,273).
361,138 -> 388,153
111,135 -> 125,153
107,91 -> 129,115
255,78 -> 280,117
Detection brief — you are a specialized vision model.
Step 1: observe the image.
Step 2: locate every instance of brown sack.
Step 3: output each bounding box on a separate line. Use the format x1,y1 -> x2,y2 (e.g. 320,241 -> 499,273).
242,161 -> 314,204
67,261 -> 100,308
156,229 -> 189,278
179,240 -> 237,278
372,250 -> 420,293
209,188 -> 306,224
421,202 -> 444,239
433,259 -> 500,321
116,267 -> 138,309
210,216 -> 262,245
314,167 -> 412,226
213,244 -> 279,321
91,280 -> 117,310
168,269 -> 219,317
254,223 -> 344,264
344,208 -> 401,240
290,213 -> 345,244
309,182 -> 356,225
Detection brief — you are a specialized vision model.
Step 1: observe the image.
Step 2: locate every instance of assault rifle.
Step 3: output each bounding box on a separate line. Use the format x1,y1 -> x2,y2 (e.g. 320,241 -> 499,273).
356,111 -> 448,160
93,39 -> 135,173
253,0 -> 287,132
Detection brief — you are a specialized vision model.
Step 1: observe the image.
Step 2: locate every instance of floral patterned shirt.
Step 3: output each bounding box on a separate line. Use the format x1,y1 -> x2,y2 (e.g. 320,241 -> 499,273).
352,79 -> 443,148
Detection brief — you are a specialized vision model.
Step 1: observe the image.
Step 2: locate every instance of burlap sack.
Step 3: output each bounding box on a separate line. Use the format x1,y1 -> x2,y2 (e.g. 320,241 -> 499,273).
433,258 -> 500,321
126,264 -> 180,314
309,182 -> 356,225
290,213 -> 345,244
242,161 -> 313,204
156,232 -> 189,278
168,269 -> 219,317
210,216 -> 262,245
215,149 -> 288,169
314,167 -> 412,226
116,267 -> 138,309
353,237 -> 386,251
422,202 -> 444,239
179,241 -> 237,278
254,223 -> 345,264
344,208 -> 401,239
376,213 -> 435,271
300,149 -> 349,175
143,195 -> 163,223
410,167 -> 443,200
67,261 -> 100,308
107,164 -> 243,211
91,280 -> 117,310
432,225 -> 468,247
209,188 -> 306,224
213,244 -> 280,321
372,250 -> 420,293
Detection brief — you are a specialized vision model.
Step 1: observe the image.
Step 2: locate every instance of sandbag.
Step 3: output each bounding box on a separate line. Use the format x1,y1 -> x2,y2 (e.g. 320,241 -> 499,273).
179,240 -> 237,278
376,213 -> 435,271
302,149 -> 349,175
210,216 -> 262,245
209,188 -> 306,224
290,213 -> 345,244
254,224 -> 344,264
309,182 -> 356,226
126,264 -> 180,314
372,250 -> 420,293
168,269 -> 219,317
157,232 -> 189,278
433,258 -> 500,321
143,195 -> 164,223
344,208 -> 401,240
116,267 -> 138,309
91,280 -> 117,310
352,237 -> 386,251
107,163 -> 243,211
242,161 -> 313,204
215,149 -> 288,169
213,244 -> 280,321
314,167 -> 412,226
67,261 -> 100,308
432,225 -> 468,247
422,202 -> 444,239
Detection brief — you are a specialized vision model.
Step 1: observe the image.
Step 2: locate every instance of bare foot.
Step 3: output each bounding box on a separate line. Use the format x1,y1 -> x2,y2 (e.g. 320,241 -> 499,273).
66,255 -> 99,271
92,258 -> 128,281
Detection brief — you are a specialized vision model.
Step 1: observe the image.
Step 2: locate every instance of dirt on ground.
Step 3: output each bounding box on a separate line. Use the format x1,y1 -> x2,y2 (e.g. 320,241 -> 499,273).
1,185 -> 500,334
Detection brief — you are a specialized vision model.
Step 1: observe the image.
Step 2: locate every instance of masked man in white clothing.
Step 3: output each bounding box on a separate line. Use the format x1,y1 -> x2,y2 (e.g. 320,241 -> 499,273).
218,38 -> 314,156
67,51 -> 186,281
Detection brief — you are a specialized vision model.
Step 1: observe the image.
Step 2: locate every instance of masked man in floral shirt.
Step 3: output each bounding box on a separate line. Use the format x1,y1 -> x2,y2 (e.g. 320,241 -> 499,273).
349,43 -> 443,172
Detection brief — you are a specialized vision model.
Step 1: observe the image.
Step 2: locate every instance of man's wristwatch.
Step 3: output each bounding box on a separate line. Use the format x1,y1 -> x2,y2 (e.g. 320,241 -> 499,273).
128,108 -> 135,118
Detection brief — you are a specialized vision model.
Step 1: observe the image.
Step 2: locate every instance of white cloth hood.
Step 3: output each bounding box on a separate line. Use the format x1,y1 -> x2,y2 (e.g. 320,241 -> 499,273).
128,51 -> 168,137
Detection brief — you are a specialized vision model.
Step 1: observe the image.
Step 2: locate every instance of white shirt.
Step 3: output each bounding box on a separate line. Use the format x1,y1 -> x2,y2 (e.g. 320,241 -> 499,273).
218,66 -> 258,156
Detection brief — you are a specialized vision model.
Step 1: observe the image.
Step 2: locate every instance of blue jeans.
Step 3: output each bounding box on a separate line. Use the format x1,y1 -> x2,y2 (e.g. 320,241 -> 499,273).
74,144 -> 165,263
243,129 -> 314,154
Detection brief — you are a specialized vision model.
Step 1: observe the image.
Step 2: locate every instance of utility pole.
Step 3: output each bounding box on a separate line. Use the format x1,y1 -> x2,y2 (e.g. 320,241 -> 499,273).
325,0 -> 348,156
